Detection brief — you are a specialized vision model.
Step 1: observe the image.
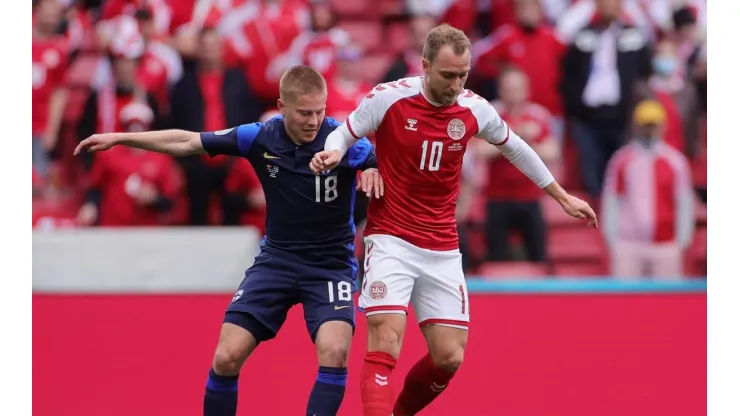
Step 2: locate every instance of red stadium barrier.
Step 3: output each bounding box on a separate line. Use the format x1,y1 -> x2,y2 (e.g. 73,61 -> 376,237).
33,293 -> 706,416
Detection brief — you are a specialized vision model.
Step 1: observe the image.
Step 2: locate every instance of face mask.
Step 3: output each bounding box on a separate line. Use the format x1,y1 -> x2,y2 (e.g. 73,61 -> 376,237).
520,22 -> 537,33
653,57 -> 678,75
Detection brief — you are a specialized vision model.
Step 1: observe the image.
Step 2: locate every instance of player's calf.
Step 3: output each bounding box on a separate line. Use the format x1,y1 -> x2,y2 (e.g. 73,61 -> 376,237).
307,320 -> 353,416
361,314 -> 406,416
393,325 -> 468,416
204,317 -> 261,416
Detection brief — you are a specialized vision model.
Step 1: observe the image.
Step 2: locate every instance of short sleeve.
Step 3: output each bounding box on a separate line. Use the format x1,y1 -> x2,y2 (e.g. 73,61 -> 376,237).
345,85 -> 392,138
345,138 -> 376,170
200,123 -> 261,157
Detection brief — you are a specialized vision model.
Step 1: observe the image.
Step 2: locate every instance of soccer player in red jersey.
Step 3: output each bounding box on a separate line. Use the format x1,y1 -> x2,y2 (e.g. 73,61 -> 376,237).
311,24 -> 598,415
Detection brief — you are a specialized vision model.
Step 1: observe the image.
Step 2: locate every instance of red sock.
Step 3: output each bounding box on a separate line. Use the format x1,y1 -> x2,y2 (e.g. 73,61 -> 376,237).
393,353 -> 456,416
360,351 -> 397,416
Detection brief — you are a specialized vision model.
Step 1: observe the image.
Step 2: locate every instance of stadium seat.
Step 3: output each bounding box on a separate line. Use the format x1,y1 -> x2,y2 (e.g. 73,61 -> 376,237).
331,0 -> 373,17
547,227 -> 606,263
551,261 -> 608,277
337,21 -> 383,53
694,197 -> 707,226
377,0 -> 405,16
685,226 -> 707,276
356,54 -> 392,84
477,261 -> 548,279
385,22 -> 410,54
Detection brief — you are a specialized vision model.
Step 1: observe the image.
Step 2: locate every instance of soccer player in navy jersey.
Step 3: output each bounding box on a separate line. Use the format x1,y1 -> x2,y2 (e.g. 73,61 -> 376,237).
75,65 -> 384,416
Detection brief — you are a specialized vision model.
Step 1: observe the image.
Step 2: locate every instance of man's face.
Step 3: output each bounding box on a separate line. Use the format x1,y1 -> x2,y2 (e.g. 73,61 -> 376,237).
499,71 -> 529,107
423,45 -> 471,106
278,92 -> 327,144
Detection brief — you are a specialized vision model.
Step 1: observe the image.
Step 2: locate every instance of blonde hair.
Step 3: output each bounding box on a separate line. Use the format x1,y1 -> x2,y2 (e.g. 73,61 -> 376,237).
279,65 -> 327,102
423,24 -> 471,63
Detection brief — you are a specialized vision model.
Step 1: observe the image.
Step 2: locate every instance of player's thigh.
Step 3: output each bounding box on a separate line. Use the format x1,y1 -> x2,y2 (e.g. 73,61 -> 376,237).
410,249 -> 470,330
359,235 -> 417,316
299,269 -> 357,343
361,235 -> 421,354
226,265 -> 297,342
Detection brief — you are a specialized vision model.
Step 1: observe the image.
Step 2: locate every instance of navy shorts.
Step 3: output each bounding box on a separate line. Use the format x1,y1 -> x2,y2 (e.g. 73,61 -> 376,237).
224,250 -> 356,343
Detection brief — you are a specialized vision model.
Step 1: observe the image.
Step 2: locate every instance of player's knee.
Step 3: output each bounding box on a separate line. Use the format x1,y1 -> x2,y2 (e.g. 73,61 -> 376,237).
212,343 -> 250,375
317,342 -> 350,368
367,316 -> 404,357
430,341 -> 466,372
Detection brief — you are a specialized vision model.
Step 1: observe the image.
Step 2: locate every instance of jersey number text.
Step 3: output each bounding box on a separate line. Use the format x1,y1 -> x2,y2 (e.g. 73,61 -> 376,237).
419,140 -> 444,171
315,175 -> 338,203
327,281 -> 353,302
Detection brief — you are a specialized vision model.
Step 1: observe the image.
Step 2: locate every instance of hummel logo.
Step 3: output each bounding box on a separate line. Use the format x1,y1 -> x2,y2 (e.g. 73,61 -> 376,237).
430,382 -> 447,392
375,373 -> 388,386
263,152 -> 281,159
334,305 -> 351,310
405,118 -> 418,131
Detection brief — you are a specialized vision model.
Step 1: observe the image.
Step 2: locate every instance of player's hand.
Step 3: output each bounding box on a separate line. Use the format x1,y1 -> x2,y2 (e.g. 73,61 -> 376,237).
76,203 -> 98,227
135,183 -> 159,206
74,133 -> 122,155
358,168 -> 384,199
310,150 -> 341,174
560,194 -> 598,228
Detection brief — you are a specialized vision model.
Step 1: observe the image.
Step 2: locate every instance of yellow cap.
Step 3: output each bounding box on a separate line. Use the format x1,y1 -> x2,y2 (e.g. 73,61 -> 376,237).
633,100 -> 666,126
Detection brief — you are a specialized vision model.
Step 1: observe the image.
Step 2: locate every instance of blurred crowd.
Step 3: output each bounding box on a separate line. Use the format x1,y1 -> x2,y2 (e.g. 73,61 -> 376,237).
32,0 -> 708,278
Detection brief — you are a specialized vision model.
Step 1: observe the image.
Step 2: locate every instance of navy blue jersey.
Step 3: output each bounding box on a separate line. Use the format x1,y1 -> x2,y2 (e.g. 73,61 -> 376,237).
200,116 -> 376,272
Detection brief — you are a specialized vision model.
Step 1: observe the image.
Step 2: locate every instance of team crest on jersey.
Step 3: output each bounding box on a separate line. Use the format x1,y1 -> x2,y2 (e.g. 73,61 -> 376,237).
369,281 -> 387,300
266,164 -> 279,178
447,119 -> 466,140
231,289 -> 244,303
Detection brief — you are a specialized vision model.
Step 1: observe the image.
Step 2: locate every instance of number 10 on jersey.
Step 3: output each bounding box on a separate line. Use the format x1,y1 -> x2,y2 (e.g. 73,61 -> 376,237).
420,140 -> 443,171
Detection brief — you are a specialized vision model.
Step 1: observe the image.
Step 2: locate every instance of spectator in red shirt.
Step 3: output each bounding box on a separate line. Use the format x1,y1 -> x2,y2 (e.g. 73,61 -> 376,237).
77,102 -> 182,227
472,0 -> 567,141
32,0 -> 69,178
169,27 -> 262,225
326,45 -> 373,123
601,100 -> 694,278
78,17 -> 162,170
475,67 -> 560,262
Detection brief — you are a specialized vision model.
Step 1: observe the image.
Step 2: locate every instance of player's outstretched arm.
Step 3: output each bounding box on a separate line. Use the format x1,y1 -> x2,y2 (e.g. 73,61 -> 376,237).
74,130 -> 204,157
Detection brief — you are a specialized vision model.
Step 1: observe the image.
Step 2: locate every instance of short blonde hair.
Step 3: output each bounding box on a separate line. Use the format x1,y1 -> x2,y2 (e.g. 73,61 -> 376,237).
423,24 -> 471,63
279,65 -> 327,102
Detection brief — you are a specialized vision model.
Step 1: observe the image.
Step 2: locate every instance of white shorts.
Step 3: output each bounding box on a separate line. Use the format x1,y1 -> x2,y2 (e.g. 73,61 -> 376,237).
359,234 -> 470,330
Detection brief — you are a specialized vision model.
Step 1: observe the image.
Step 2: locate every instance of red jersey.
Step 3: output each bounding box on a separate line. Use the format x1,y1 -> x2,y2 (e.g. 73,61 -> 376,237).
32,36 -> 68,136
89,146 -> 181,226
345,77 -> 511,251
485,101 -> 553,201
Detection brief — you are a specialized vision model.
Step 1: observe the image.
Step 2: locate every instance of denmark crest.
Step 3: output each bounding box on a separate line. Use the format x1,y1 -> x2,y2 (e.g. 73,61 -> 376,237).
447,119 -> 466,140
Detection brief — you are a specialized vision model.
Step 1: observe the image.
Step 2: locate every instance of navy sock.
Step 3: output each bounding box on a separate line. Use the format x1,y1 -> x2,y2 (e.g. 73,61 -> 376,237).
204,368 -> 239,416
306,366 -> 348,416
